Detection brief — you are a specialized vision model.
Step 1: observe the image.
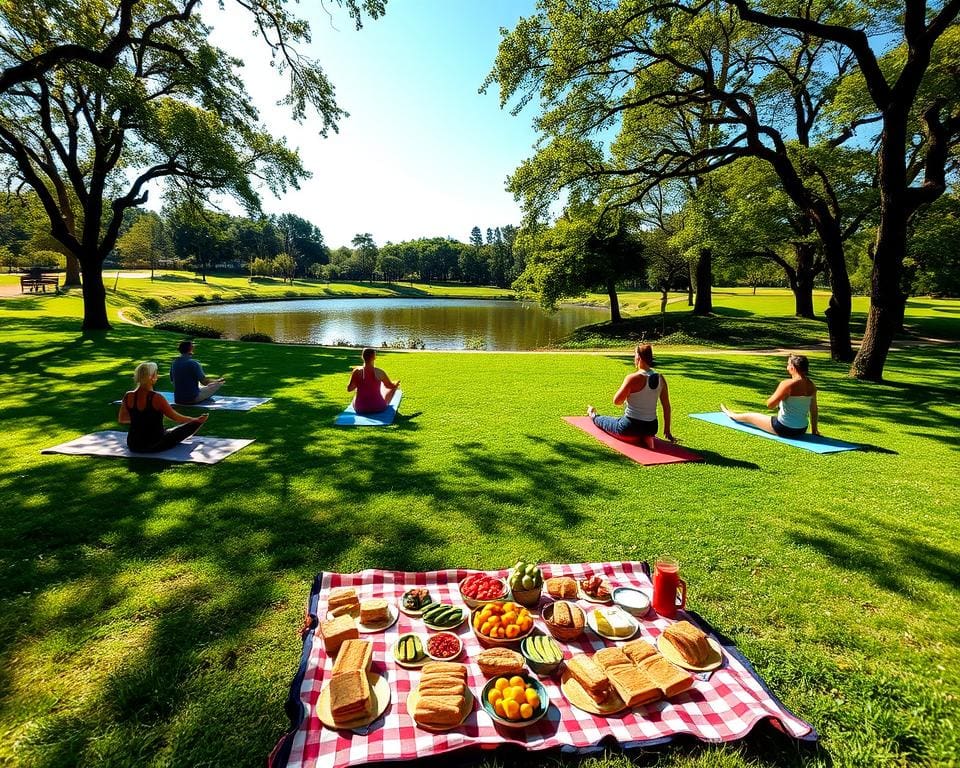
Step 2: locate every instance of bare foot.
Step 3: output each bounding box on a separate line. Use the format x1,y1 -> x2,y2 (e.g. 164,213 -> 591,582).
720,403 -> 731,417
587,405 -> 597,419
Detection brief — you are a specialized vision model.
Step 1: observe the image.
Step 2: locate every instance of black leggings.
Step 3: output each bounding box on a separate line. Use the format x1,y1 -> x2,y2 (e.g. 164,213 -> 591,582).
131,420 -> 203,453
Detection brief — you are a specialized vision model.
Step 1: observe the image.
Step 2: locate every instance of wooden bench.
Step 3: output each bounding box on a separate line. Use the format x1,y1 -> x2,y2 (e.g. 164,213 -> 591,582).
20,269 -> 60,294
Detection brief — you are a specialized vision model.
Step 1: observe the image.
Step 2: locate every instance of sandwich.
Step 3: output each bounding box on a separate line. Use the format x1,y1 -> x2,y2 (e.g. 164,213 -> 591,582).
593,647 -> 632,671
606,663 -> 662,708
416,677 -> 466,697
359,598 -> 389,625
662,621 -> 712,666
320,614 -> 359,656
549,600 -> 585,629
327,587 -> 360,617
328,669 -> 371,720
422,662 -> 467,681
476,648 -> 524,677
331,639 -> 372,675
622,639 -> 658,665
565,654 -> 610,704
639,655 -> 694,698
412,693 -> 466,727
545,576 -> 578,599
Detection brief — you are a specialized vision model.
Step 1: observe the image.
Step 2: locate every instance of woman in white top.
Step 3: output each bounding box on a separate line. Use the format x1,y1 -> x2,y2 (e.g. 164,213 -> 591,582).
588,343 -> 675,449
721,354 -> 819,437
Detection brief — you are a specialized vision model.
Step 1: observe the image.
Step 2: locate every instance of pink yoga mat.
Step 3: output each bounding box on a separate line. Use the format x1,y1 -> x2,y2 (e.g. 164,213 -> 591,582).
563,417 -> 702,465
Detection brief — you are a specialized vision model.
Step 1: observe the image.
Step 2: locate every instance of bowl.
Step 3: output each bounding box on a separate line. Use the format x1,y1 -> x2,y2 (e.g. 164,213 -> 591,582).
481,674 -> 550,728
425,631 -> 463,662
611,587 -> 651,618
519,634 -> 564,675
471,602 -> 535,647
509,584 -> 543,608
541,600 -> 585,642
459,575 -> 509,609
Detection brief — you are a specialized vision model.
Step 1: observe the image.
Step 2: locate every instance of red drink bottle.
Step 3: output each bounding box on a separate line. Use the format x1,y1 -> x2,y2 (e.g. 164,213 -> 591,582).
652,558 -> 686,619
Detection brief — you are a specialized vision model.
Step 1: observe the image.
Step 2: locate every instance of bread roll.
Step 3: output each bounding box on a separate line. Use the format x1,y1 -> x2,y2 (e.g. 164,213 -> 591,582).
477,648 -> 524,677
662,621 -> 712,666
546,577 -> 578,599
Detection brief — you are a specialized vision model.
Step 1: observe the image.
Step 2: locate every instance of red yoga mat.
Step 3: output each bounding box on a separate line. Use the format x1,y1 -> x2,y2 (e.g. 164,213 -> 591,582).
562,417 -> 702,465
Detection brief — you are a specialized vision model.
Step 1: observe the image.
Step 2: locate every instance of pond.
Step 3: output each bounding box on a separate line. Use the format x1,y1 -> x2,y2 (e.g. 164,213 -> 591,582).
169,298 -> 606,350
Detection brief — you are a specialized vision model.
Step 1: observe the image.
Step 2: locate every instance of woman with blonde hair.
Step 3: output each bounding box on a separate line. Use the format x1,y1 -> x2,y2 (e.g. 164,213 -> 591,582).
721,354 -> 819,437
347,347 -> 400,413
118,362 -> 208,452
588,343 -> 675,449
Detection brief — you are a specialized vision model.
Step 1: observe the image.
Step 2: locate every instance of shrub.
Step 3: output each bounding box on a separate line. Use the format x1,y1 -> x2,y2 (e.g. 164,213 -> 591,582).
193,294 -> 207,303
239,332 -> 272,343
381,337 -> 426,350
331,338 -> 355,347
210,293 -> 222,302
284,290 -> 298,297
139,297 -> 162,313
153,320 -> 222,338
465,335 -> 486,351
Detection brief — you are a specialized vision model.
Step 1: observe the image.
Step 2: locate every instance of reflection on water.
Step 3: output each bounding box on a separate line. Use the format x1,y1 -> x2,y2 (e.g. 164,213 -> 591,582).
170,298 -> 605,350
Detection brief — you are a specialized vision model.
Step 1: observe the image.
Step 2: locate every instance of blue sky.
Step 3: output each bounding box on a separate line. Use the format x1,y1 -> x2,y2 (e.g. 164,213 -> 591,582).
207,1 -> 540,249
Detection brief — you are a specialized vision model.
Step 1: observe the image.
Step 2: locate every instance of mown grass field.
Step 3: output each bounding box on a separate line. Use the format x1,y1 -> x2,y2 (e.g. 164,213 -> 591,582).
0,290 -> 958,768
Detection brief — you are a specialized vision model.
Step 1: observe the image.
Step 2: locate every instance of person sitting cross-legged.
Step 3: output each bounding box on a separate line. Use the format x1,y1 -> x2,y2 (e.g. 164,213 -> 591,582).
347,347 -> 400,414
119,362 -> 208,453
170,339 -> 225,404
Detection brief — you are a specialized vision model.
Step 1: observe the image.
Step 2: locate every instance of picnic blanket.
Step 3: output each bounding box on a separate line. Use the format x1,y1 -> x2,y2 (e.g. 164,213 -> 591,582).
112,393 -> 271,411
690,412 -> 859,453
334,390 -> 403,427
271,562 -> 815,768
563,417 -> 702,465
41,430 -> 254,464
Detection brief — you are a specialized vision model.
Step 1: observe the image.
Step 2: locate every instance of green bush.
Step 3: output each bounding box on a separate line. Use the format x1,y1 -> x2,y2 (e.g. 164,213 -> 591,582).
193,295 -> 207,303
153,320 -> 222,339
139,297 -> 162,313
239,332 -> 272,343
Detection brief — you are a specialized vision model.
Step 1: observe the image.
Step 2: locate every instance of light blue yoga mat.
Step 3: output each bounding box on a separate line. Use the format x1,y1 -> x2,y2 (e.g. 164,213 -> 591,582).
334,390 -> 403,426
690,412 -> 860,454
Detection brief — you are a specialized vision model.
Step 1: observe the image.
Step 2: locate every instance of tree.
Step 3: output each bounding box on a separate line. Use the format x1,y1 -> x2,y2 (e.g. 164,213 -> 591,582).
469,226 -> 483,248
488,0 -> 955,372
115,211 -> 172,279
0,0 -> 386,330
905,192 -> 960,297
513,204 -> 643,323
642,228 -> 690,334
274,213 -> 328,274
272,252 -> 296,283
351,233 -> 378,280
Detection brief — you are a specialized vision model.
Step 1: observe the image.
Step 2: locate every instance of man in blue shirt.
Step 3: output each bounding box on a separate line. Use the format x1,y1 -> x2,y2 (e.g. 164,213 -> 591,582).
170,340 -> 225,404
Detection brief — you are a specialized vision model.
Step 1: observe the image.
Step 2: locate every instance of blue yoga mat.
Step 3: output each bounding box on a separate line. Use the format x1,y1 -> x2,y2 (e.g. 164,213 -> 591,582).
334,390 -> 403,426
690,412 -> 859,453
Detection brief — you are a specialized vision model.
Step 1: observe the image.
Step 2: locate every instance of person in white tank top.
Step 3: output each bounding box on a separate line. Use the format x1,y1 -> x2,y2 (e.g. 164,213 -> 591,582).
721,354 -> 819,437
588,343 -> 675,449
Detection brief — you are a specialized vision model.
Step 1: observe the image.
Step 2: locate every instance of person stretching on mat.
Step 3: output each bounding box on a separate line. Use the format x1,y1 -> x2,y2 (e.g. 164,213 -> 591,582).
348,347 -> 400,414
119,362 -> 209,452
170,339 -> 225,404
588,343 -> 675,449
721,354 -> 820,437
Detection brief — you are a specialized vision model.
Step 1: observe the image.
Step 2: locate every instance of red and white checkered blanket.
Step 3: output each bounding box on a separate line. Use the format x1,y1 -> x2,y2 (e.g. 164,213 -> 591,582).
271,562 -> 815,768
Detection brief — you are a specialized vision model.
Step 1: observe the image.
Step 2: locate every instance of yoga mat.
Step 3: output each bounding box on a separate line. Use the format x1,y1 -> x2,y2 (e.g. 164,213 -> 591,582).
563,417 -> 702,465
690,412 -> 860,453
335,389 -> 403,426
113,393 -> 271,411
41,430 -> 254,464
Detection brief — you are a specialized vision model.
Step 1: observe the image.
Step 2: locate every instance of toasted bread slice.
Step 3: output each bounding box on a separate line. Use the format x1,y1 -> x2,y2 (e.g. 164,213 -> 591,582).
593,647 -> 632,671
331,639 -> 372,675
476,648 -> 524,677
622,639 -> 658,665
413,694 -> 464,726
422,662 -> 467,680
607,663 -> 662,708
329,670 -> 371,719
639,655 -> 694,698
566,654 -> 610,703
359,598 -> 389,625
320,614 -> 359,656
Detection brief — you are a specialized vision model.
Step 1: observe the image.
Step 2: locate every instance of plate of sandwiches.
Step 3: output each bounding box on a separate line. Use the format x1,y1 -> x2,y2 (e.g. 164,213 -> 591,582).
656,620 -> 724,672
586,606 -> 639,641
316,639 -> 391,730
407,661 -> 474,731
357,599 -> 399,633
561,639 -> 695,716
326,586 -> 361,619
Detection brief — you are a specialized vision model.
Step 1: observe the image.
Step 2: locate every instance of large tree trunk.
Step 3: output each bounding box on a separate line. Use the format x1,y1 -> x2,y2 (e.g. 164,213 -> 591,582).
820,234 -> 853,361
791,243 -> 818,318
851,112 -> 910,381
607,279 -> 622,323
80,261 -> 111,330
687,263 -> 694,306
692,248 -> 712,315
64,253 -> 82,286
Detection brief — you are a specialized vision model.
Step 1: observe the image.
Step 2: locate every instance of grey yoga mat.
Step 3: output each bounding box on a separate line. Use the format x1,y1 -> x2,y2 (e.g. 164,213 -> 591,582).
113,393 -> 270,411
41,430 -> 254,464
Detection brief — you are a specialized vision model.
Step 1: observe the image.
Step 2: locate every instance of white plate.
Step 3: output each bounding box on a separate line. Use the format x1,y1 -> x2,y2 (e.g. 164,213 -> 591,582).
586,607 -> 639,641
358,602 -> 399,633
657,634 -> 724,671
577,583 -> 614,604
398,590 -> 435,617
317,672 -> 391,731
392,633 -> 429,668
421,605 -> 467,631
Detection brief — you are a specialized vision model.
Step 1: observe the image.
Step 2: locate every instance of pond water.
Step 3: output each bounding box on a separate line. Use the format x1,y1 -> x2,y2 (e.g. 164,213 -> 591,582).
169,298 -> 605,350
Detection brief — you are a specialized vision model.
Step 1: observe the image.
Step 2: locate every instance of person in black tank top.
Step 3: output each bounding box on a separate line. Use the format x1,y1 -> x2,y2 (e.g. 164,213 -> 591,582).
119,362 -> 208,453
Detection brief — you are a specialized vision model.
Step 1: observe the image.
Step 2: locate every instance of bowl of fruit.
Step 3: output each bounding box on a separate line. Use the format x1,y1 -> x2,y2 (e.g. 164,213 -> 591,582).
520,633 -> 564,675
508,561 -> 544,607
459,573 -> 508,609
425,631 -> 463,662
471,600 -> 535,646
482,674 -> 549,728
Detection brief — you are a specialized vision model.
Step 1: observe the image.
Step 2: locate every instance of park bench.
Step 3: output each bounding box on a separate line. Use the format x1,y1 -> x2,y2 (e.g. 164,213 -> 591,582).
19,268 -> 59,294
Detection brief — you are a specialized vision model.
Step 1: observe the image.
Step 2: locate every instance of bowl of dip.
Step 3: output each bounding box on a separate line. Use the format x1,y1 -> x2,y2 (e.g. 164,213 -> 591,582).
612,587 -> 651,618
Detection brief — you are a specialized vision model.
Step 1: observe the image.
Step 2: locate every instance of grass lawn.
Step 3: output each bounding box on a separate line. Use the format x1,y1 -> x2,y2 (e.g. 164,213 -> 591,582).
0,292 -> 958,767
